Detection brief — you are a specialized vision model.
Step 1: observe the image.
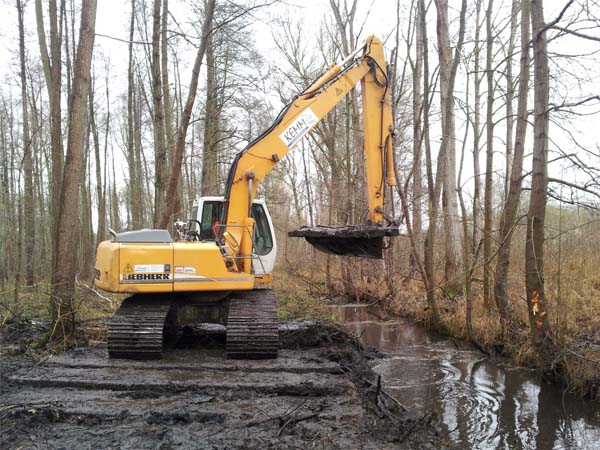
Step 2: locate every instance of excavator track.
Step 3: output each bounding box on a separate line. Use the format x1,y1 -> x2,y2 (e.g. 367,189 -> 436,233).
108,295 -> 174,360
226,289 -> 279,359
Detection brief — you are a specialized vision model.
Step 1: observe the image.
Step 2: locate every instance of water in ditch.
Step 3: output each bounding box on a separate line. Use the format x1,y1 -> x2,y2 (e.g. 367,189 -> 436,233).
329,303 -> 600,450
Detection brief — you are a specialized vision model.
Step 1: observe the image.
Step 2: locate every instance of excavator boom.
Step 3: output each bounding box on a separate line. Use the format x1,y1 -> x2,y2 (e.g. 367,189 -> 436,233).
220,36 -> 398,261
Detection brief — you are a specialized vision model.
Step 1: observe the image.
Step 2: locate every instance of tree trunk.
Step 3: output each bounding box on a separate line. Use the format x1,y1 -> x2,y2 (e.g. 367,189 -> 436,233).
151,0 -> 167,226
134,82 -> 145,225
110,149 -> 121,231
434,0 -> 463,294
201,30 -> 219,196
472,0 -> 483,259
412,0 -> 424,250
505,0 -> 518,201
17,0 -> 35,287
50,0 -> 97,340
483,0 -> 495,308
35,0 -> 64,275
162,0 -> 176,166
78,146 -> 95,279
127,0 -> 143,229
158,0 -> 216,228
526,0 -> 552,355
420,0 -> 440,322
494,0 -> 530,331
90,81 -> 107,246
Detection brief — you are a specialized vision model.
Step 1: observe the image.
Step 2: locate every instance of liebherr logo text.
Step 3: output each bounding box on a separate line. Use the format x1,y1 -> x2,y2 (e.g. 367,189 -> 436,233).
123,273 -> 170,281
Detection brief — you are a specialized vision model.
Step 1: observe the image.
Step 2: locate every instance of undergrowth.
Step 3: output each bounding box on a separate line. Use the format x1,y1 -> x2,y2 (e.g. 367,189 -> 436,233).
0,282 -> 119,354
273,271 -> 333,321
275,253 -> 600,401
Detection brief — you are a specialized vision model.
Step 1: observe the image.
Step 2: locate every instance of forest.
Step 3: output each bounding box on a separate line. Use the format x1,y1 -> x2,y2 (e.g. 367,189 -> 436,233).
1,0 -> 600,436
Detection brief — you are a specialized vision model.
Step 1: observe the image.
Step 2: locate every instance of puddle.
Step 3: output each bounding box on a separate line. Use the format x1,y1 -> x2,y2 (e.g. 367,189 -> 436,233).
330,304 -> 600,450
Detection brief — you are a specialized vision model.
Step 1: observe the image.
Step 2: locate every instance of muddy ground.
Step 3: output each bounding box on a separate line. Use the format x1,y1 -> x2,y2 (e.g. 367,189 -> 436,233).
1,320 -> 448,450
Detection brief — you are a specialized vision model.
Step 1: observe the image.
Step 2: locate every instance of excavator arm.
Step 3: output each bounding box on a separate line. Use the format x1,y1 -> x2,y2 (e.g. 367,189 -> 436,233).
220,36 -> 398,269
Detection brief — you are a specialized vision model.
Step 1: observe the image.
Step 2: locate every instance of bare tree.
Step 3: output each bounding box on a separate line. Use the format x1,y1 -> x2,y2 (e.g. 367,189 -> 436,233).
151,0 -> 167,226
471,0 -> 483,259
525,0 -> 552,354
127,0 -> 144,228
89,75 -> 106,245
34,0 -> 63,239
50,0 -> 97,339
411,0 -> 424,247
505,0 -> 519,199
17,0 -> 34,287
494,0 -> 530,331
158,0 -> 216,228
201,27 -> 219,196
483,0 -> 495,308
434,0 -> 464,293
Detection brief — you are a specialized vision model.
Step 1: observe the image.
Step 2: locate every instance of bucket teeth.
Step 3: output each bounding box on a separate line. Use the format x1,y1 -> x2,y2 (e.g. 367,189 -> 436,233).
226,289 -> 279,359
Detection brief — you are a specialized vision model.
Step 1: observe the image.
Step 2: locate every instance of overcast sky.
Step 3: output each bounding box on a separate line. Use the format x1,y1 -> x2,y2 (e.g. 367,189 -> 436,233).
1,0 -> 598,207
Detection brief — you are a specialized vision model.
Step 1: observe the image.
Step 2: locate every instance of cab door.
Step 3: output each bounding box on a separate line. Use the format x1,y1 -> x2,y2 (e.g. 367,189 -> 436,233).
194,197 -> 277,275
251,201 -> 277,276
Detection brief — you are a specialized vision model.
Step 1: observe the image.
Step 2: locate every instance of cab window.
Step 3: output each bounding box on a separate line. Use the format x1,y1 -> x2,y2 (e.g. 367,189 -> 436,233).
190,205 -> 199,232
251,204 -> 273,255
200,201 -> 223,240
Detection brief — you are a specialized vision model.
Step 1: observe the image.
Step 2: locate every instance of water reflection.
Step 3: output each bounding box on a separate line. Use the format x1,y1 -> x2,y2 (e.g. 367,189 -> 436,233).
329,304 -> 600,450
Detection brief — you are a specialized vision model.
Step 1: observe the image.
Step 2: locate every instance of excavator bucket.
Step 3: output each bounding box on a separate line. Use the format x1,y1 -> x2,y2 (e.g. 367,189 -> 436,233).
288,225 -> 400,259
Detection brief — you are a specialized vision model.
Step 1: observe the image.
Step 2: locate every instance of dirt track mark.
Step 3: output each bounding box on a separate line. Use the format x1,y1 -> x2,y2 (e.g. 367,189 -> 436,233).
1,323 -> 446,450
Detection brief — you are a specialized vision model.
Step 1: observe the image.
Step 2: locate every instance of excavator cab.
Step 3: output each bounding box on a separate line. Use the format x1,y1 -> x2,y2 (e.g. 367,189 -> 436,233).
191,197 -> 277,276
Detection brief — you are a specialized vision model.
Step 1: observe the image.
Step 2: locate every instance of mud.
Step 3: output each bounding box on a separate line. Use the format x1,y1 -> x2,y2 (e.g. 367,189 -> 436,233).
0,321 -> 447,450
1,318 -> 50,355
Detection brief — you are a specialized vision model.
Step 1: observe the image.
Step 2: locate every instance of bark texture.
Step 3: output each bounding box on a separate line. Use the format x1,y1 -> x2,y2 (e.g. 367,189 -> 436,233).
434,0 -> 463,293
151,0 -> 167,226
127,0 -> 143,229
526,0 -> 552,354
50,0 -> 97,339
35,0 -> 63,261
494,0 -> 530,330
483,0 -> 495,308
17,0 -> 35,287
201,30 -> 220,196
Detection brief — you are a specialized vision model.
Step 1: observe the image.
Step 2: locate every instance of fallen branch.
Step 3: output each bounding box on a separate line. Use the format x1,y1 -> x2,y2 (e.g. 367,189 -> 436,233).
343,366 -> 408,412
276,413 -> 318,437
75,276 -> 114,308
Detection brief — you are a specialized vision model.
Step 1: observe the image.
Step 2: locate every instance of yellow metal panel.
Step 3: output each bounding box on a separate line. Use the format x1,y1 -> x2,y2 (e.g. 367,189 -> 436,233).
117,243 -> 173,294
94,240 -> 120,292
360,37 -> 392,224
172,242 -> 254,292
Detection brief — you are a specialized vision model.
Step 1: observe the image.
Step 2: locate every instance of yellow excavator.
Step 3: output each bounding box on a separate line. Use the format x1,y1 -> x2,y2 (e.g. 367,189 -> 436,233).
94,36 -> 399,360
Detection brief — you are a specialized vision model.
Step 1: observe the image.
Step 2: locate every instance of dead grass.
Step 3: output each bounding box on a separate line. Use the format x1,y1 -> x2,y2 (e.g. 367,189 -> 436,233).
273,271 -> 334,321
0,281 -> 120,353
